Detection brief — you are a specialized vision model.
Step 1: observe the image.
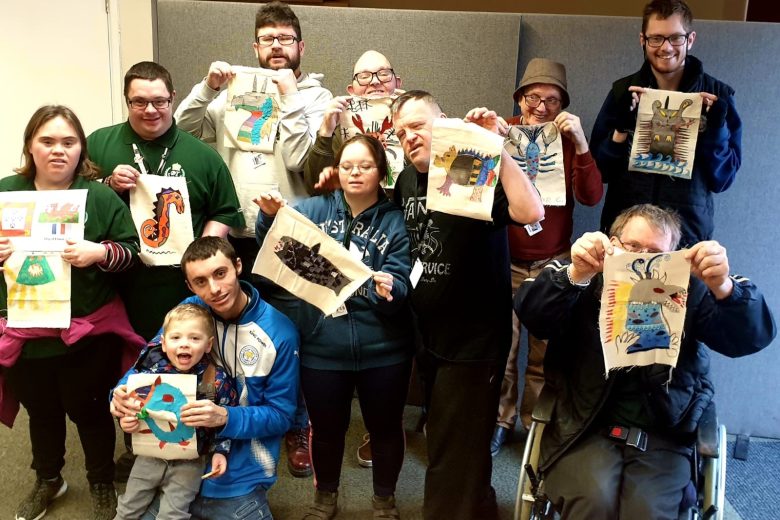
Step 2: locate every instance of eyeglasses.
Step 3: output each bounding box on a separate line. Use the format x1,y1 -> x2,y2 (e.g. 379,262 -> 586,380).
338,162 -> 377,175
255,34 -> 299,47
127,98 -> 172,110
643,33 -> 689,47
523,94 -> 561,110
614,237 -> 664,254
353,69 -> 395,86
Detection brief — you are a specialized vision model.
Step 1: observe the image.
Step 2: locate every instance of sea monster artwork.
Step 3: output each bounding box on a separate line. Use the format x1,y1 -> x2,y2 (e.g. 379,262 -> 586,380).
230,75 -> 280,146
130,375 -> 194,450
507,123 -> 559,182
273,236 -> 353,295
141,188 -> 184,248
432,146 -> 500,202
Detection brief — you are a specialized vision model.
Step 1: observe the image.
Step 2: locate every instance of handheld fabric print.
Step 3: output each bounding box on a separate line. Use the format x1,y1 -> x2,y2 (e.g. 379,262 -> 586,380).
505,122 -> 565,206
0,190 -> 87,251
339,97 -> 403,188
427,118 -> 503,222
3,251 -> 71,328
253,206 -> 373,315
130,175 -> 195,266
127,373 -> 198,460
224,66 -> 281,153
599,249 -> 690,373
629,88 -> 702,179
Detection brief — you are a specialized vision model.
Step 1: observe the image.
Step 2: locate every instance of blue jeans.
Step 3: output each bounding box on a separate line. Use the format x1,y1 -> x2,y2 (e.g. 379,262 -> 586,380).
141,487 -> 273,520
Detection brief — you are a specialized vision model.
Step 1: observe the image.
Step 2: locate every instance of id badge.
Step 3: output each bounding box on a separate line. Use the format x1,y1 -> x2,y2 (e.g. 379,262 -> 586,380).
525,220 -> 543,236
410,258 -> 424,288
331,303 -> 348,318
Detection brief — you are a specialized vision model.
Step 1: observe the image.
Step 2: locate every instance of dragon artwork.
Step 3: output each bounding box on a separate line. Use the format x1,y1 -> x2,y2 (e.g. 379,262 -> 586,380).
632,94 -> 698,177
130,375 -> 195,450
274,236 -> 353,295
230,76 -> 279,146
609,254 -> 688,354
433,146 -> 500,202
141,188 -> 185,248
507,123 -> 560,182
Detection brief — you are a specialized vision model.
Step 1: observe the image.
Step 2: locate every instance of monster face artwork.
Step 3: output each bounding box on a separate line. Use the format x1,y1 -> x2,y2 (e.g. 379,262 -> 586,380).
224,67 -> 281,154
338,97 -> 404,188
629,88 -> 702,179
127,373 -> 198,460
505,122 -> 565,206
427,118 -> 504,222
253,206 -> 373,315
599,249 -> 690,372
130,175 -> 195,267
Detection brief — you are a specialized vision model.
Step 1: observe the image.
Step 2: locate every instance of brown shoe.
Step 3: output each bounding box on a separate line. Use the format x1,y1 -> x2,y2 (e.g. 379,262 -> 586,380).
285,427 -> 313,478
372,494 -> 400,519
302,490 -> 338,519
357,433 -> 372,468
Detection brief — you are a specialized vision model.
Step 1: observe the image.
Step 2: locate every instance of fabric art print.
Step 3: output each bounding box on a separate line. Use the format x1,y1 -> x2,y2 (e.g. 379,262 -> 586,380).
224,66 -> 281,153
338,97 -> 404,188
130,175 -> 195,266
504,122 -> 565,206
3,251 -> 71,328
127,373 -> 198,460
253,206 -> 372,315
599,249 -> 690,373
629,88 -> 702,179
427,118 -> 503,221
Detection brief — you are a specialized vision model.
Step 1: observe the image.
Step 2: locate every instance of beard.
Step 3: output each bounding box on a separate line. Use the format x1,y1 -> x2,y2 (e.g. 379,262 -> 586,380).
260,51 -> 301,72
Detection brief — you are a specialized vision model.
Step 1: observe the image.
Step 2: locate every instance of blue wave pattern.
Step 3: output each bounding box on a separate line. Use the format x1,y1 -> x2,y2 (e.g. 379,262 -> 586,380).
632,153 -> 691,179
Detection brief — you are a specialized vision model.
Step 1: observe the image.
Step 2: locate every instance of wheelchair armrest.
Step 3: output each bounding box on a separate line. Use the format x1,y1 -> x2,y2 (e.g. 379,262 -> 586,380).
531,384 -> 556,424
697,401 -> 719,458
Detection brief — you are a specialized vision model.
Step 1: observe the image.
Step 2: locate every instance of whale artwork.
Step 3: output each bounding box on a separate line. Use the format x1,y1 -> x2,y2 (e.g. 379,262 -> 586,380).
127,373 -> 198,460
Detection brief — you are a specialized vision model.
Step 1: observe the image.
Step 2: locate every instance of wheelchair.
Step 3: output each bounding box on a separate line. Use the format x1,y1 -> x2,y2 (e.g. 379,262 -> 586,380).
514,385 -> 728,520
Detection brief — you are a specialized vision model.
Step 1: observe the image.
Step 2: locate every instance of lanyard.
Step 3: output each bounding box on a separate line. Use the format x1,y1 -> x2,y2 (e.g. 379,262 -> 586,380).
132,143 -> 169,176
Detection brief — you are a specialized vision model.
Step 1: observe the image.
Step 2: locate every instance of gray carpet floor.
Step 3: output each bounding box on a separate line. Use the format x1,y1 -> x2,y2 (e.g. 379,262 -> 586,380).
0,401 -> 750,519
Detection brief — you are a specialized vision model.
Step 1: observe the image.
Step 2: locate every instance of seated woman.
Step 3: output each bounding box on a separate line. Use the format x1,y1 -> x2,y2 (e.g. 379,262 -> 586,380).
0,105 -> 140,520
255,134 -> 413,520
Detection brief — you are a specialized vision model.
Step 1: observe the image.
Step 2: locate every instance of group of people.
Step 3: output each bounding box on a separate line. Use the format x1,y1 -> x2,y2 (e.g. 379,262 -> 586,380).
0,1 -> 775,520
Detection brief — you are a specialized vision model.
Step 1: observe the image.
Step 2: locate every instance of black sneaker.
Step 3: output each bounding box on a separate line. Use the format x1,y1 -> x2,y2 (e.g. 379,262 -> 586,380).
15,476 -> 67,520
89,482 -> 117,520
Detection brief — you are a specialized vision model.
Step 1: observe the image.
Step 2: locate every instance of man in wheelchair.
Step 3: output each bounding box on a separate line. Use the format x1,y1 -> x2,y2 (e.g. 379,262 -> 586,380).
516,204 -> 776,519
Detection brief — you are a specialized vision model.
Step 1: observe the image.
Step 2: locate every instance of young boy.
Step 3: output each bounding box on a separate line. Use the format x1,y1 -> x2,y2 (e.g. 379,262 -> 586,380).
113,304 -> 238,520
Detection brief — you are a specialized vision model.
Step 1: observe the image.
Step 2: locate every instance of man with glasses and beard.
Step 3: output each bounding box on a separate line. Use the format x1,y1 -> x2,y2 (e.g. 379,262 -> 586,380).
590,0 -> 742,248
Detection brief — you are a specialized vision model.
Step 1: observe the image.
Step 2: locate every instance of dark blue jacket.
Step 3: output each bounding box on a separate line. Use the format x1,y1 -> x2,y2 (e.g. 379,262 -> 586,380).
256,191 -> 414,371
591,56 -> 742,247
518,262 -> 775,473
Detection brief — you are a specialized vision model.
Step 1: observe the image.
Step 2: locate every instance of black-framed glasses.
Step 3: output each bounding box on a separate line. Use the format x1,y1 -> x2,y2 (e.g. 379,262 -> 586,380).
338,162 -> 377,175
353,69 -> 395,86
643,33 -> 689,47
127,98 -> 172,110
523,94 -> 562,110
255,34 -> 298,47
614,237 -> 663,254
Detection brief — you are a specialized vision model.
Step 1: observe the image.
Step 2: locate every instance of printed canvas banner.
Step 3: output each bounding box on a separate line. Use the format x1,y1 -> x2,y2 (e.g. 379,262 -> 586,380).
599,249 -> 690,373
224,66 -> 281,153
253,206 -> 373,315
130,175 -> 195,266
3,251 -> 71,328
504,123 -> 565,206
0,189 -> 87,251
338,97 -> 404,188
128,373 -> 198,460
427,118 -> 503,221
629,88 -> 702,179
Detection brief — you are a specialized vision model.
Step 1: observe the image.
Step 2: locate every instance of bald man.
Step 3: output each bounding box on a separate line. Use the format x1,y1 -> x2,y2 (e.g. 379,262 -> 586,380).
303,50 -> 403,192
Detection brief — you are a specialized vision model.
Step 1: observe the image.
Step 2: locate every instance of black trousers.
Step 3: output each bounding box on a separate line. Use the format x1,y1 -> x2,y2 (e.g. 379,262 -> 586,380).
301,360 -> 412,497
6,338 -> 121,484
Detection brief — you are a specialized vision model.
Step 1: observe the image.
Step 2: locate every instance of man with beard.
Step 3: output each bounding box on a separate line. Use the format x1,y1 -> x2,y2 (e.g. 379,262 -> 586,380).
590,0 -> 741,248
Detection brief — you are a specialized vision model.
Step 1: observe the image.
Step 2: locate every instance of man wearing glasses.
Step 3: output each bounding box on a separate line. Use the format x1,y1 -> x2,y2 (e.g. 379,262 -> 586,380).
87,61 -> 244,342
303,50 -> 403,192
491,58 -> 603,456
591,0 -> 741,248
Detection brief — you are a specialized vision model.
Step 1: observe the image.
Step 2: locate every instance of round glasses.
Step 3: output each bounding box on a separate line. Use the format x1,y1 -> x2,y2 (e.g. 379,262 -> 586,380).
255,35 -> 298,47
338,162 -> 377,175
353,69 -> 395,86
643,33 -> 689,48
615,237 -> 664,254
127,98 -> 172,110
523,94 -> 561,110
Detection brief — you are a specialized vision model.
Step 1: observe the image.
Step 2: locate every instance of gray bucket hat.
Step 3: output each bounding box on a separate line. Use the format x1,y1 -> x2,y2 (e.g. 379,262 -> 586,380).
512,58 -> 570,109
